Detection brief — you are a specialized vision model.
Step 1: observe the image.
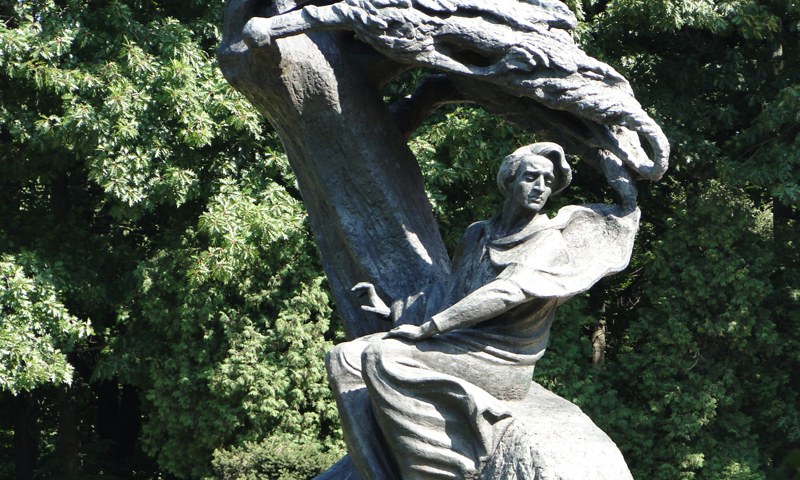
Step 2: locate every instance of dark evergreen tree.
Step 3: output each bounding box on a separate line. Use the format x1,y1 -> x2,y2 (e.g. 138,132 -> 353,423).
1,0 -> 341,477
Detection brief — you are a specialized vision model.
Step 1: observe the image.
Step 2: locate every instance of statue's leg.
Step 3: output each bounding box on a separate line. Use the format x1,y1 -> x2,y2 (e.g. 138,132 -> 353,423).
360,337 -> 514,480
326,337 -> 401,480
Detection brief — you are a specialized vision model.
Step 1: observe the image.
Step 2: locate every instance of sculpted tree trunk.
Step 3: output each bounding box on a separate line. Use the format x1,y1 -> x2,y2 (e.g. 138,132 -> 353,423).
219,0 -> 451,338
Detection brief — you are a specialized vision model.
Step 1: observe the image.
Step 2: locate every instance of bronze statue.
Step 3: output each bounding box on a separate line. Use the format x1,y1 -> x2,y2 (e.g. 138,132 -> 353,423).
328,143 -> 639,479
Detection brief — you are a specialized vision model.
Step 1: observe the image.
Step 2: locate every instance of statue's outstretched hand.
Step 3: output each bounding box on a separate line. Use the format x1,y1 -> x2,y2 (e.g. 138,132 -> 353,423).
386,322 -> 439,341
351,282 -> 391,318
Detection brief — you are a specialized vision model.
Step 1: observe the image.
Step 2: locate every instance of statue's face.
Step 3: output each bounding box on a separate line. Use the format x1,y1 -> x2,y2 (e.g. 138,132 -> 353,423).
509,155 -> 555,214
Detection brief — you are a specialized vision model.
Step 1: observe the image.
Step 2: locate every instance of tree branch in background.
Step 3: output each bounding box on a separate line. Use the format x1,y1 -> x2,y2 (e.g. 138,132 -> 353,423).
389,75 -> 469,140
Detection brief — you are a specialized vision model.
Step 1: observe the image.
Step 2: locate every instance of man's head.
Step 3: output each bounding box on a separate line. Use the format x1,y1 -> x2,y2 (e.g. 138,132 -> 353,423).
497,143 -> 572,200
505,155 -> 555,214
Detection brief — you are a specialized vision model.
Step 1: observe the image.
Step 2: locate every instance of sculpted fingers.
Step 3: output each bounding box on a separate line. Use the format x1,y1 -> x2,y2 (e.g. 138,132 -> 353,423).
351,282 -> 376,293
352,282 -> 391,317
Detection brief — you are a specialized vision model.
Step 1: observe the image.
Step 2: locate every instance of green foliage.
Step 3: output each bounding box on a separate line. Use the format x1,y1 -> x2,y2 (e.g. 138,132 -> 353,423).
0,0 -> 263,217
779,449 -> 800,480
605,182 -> 792,480
207,434 -> 345,480
0,253 -> 92,394
725,83 -> 800,205
1,0 -> 340,477
121,198 -> 341,478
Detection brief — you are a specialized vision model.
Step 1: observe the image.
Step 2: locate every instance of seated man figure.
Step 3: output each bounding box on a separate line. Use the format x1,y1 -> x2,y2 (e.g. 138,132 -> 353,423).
326,142 -> 640,480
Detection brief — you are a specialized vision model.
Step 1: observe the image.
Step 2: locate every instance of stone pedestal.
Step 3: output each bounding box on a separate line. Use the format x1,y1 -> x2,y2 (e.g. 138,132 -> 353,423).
314,383 -> 632,480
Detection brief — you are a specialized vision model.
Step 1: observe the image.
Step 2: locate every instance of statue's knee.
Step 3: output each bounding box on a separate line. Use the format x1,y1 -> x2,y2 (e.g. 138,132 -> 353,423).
361,341 -> 384,369
362,340 -> 404,377
326,341 -> 365,386
325,344 -> 346,382
324,346 -> 338,375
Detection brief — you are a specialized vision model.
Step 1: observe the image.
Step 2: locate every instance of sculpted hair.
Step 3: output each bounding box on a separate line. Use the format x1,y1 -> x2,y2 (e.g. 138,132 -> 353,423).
497,143 -> 572,197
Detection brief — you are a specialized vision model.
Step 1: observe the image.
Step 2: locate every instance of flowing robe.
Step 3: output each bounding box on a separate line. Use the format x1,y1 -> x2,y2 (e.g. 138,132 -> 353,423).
325,204 -> 640,480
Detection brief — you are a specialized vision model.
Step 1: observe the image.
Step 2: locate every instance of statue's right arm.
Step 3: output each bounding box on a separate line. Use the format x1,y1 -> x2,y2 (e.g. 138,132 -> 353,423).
386,278 -> 530,341
427,279 -> 532,334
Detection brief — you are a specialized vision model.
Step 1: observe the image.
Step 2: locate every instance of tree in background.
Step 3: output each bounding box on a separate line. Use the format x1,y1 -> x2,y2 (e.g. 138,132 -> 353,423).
1,0 -> 341,478
0,0 -> 798,479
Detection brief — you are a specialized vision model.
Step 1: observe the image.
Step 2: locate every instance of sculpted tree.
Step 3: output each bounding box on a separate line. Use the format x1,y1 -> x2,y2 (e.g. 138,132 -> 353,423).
218,0 -> 669,477
218,0 -> 668,339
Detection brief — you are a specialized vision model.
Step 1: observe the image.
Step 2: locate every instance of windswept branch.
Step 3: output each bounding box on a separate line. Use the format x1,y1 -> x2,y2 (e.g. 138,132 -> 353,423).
242,0 -> 670,186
